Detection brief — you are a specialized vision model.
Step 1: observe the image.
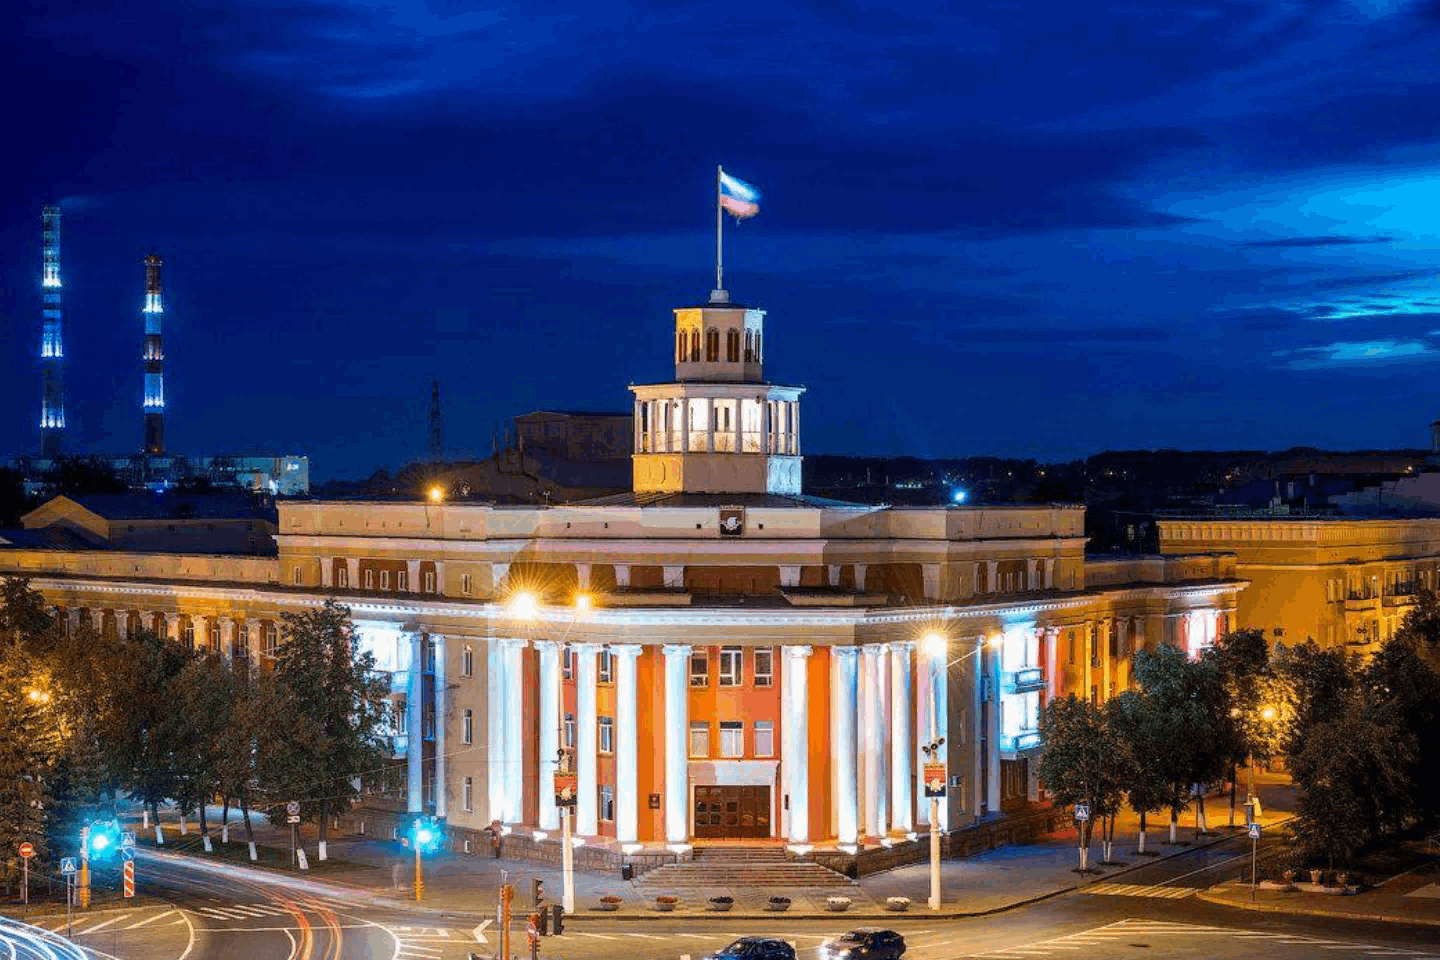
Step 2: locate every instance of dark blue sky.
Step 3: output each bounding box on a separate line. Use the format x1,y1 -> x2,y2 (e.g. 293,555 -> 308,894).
6,0 -> 1440,480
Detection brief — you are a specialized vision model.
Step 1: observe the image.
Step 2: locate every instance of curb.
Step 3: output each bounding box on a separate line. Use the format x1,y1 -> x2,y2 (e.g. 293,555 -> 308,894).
1196,889 -> 1440,928
565,885 -> 1079,922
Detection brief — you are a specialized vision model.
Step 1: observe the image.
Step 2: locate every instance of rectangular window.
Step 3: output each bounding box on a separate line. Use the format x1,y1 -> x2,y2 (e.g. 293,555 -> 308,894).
598,649 -> 613,684
235,623 -> 249,658
263,623 -> 278,657
210,623 -> 222,649
754,720 -> 774,757
461,573 -> 472,595
393,700 -> 407,736
599,785 -> 615,822
463,776 -> 473,812
753,648 -> 774,687
183,622 -> 195,648
564,713 -> 575,748
398,569 -> 409,591
690,650 -> 709,687
292,566 -> 302,585
424,773 -> 435,806
380,570 -> 391,590
337,565 -> 349,588
462,644 -> 473,678
688,721 -> 710,758
364,569 -> 375,589
462,708 -> 473,745
563,648 -> 574,679
718,646 -> 743,686
424,570 -> 436,593
598,716 -> 614,753
1068,631 -> 1075,664
719,720 -> 744,758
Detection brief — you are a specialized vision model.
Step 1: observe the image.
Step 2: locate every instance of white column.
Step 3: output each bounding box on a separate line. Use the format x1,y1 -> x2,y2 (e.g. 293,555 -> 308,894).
1043,558 -> 1055,589
505,640 -> 525,821
915,644 -> 931,828
538,642 -> 561,831
890,642 -> 914,832
408,633 -> 424,812
574,643 -> 599,836
633,399 -> 642,453
487,639 -> 506,820
92,609 -> 106,634
321,559 -> 333,588
791,401 -> 800,453
922,566 -> 941,601
931,645 -> 949,830
1083,621 -> 1094,701
853,564 -> 867,592
1044,626 -> 1061,703
116,612 -> 129,640
1100,619 -> 1112,701
781,645 -> 813,842
663,644 -> 691,843
762,400 -> 772,454
193,615 -> 209,651
434,634 -> 447,819
218,617 -> 234,659
345,557 -> 359,590
614,564 -> 631,588
406,559 -> 421,593
971,636 -> 984,817
707,398 -> 716,452
680,399 -> 691,452
860,644 -> 890,837
985,638 -> 1001,815
613,644 -> 643,844
575,563 -> 592,592
831,647 -> 860,844
433,559 -> 445,594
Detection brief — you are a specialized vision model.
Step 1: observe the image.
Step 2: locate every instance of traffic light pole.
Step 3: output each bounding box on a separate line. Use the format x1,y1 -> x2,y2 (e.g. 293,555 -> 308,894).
78,826 -> 90,909
415,842 -> 423,901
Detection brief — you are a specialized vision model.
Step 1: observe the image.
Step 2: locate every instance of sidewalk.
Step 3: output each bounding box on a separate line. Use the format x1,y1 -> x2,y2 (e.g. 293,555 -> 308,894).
1199,860 -> 1440,928
122,775 -> 1294,920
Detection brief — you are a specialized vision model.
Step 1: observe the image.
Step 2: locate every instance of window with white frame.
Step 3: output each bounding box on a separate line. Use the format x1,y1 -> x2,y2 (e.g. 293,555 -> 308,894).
337,565 -> 349,588
754,720 -> 774,757
424,704 -> 435,740
719,720 -> 744,757
380,570 -> 391,590
563,648 -> 574,679
598,716 -> 614,753
690,650 -> 709,686
688,721 -> 709,757
462,644 -> 473,678
263,623 -> 278,657
599,785 -> 615,822
753,648 -> 774,687
462,708 -> 473,744
183,621 -> 195,648
598,648 -> 613,684
564,713 -> 575,748
718,646 -> 743,686
398,569 -> 409,590
292,566 -> 302,585
461,573 -> 472,595
463,776 -> 473,812
393,699 -> 407,736
364,569 -> 375,589
424,570 -> 436,593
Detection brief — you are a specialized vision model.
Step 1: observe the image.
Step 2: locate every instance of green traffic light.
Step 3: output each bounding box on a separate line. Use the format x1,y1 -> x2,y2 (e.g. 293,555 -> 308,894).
91,833 -> 110,852
415,828 -> 434,846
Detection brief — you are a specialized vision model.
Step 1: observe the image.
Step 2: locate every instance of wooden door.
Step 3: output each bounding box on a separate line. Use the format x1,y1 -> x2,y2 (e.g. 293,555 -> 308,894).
693,785 -> 772,838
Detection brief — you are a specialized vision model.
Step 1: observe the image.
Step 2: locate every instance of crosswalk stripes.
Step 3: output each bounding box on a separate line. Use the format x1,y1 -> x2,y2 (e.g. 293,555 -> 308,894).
1081,881 -> 1197,899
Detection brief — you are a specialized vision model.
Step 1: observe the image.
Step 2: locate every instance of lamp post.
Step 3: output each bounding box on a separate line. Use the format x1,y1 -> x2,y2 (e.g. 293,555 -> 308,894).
921,632 -> 951,911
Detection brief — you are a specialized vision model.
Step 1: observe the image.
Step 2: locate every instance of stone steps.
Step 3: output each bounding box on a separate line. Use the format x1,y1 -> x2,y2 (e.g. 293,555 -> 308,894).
637,860 -> 854,888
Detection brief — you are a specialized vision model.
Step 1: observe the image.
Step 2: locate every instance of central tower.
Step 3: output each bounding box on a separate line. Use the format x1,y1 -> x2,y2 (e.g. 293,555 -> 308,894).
630,290 -> 804,495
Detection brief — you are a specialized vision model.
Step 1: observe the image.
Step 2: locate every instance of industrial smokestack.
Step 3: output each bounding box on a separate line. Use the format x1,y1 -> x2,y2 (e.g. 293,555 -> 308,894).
142,253 -> 166,455
39,205 -> 66,456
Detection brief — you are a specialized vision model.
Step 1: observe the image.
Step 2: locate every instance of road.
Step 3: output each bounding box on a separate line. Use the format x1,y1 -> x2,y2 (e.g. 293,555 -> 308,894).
5,831 -> 1438,960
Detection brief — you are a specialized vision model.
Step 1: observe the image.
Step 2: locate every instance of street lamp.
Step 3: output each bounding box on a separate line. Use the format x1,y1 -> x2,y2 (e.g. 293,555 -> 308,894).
408,815 -> 442,901
428,486 -> 443,503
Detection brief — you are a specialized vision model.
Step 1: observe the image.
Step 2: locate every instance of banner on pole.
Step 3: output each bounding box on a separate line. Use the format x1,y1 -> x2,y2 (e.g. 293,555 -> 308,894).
923,763 -> 947,798
554,773 -> 577,809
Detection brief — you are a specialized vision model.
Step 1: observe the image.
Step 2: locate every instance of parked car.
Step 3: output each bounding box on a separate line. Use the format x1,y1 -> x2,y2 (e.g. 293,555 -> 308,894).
706,937 -> 797,960
821,929 -> 907,960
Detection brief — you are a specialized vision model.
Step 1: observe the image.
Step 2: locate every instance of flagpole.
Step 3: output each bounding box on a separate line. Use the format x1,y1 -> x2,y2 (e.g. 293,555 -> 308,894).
716,164 -> 724,294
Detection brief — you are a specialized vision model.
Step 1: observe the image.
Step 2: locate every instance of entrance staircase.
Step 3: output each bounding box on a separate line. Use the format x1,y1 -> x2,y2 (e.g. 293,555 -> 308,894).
636,845 -> 855,887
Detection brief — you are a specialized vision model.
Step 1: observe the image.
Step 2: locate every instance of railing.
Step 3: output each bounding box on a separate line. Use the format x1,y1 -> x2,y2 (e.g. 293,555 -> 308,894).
1008,667 -> 1045,694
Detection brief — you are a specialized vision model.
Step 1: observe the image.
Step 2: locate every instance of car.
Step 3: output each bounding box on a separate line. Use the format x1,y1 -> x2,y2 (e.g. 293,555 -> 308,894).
820,929 -> 907,960
705,936 -> 797,960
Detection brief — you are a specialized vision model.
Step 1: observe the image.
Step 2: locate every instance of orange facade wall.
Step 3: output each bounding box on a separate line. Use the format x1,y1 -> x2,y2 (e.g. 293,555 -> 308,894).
807,648 -> 832,839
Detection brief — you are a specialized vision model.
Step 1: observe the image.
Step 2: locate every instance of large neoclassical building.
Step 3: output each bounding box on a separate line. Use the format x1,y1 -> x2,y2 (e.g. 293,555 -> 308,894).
1,288 -> 1243,864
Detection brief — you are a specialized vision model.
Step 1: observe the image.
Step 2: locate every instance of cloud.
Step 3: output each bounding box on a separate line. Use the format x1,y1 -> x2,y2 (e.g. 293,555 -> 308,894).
1285,338 -> 1440,367
1241,235 -> 1396,248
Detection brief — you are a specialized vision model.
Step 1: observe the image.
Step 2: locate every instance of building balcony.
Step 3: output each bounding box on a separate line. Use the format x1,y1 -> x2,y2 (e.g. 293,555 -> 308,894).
1382,594 -> 1416,608
1344,596 -> 1377,612
1007,667 -> 1045,694
1001,730 -> 1043,755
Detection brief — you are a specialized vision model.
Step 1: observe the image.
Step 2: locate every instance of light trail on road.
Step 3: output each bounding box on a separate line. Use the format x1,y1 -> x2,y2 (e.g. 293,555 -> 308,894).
0,916 -> 89,960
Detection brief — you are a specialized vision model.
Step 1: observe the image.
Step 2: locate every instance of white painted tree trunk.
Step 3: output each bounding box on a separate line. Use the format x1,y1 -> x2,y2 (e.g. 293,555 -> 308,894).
202,835 -> 213,852
1169,812 -> 1178,843
179,815 -> 188,835
221,824 -> 229,844
248,842 -> 258,861
155,825 -> 165,845
143,809 -> 150,829
1138,828 -> 1147,854
297,849 -> 310,871
318,840 -> 327,861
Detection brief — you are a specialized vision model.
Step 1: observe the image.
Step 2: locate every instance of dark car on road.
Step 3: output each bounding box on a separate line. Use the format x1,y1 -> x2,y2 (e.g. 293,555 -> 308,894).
821,929 -> 907,960
705,937 -> 797,960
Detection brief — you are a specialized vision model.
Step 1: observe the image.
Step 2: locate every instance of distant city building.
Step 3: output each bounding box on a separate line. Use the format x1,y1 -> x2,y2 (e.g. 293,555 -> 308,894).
8,453 -> 310,497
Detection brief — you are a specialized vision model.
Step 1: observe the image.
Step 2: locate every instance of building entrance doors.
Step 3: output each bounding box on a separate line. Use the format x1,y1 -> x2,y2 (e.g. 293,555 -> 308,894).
693,785 -> 771,839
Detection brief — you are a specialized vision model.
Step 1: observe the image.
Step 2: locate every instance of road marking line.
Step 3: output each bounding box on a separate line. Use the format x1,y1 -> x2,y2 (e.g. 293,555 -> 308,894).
679,933 -> 720,939
578,932 -> 620,940
629,933 -> 667,939
124,910 -> 178,930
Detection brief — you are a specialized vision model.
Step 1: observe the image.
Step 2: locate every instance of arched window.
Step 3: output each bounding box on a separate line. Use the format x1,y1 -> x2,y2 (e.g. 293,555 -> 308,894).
744,330 -> 754,363
705,328 -> 719,362
690,328 -> 701,362
677,331 -> 685,364
726,329 -> 740,362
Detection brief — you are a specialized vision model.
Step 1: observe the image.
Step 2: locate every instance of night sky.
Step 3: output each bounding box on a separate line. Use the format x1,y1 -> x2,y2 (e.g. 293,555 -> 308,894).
5,1 -> 1440,480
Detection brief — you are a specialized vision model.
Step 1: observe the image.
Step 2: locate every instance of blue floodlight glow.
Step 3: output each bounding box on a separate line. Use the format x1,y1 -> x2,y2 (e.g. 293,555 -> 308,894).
91,833 -> 110,851
415,827 -> 434,846
952,489 -> 968,503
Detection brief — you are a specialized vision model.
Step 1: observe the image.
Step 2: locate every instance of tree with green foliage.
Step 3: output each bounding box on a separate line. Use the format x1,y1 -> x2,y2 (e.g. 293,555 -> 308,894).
1202,628 -> 1277,826
164,655 -> 240,849
1,576 -> 57,650
1038,695 -> 1127,871
1105,690 -> 1168,855
0,652 -> 59,893
268,601 -> 390,859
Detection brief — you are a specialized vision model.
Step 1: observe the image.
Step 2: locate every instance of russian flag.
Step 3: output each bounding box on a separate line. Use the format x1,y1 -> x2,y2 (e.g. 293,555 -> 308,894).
719,171 -> 761,219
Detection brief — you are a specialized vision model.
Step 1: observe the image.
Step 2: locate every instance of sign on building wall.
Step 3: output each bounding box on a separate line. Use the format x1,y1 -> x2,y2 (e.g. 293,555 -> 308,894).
719,507 -> 745,537
923,763 -> 947,798
554,774 -> 577,809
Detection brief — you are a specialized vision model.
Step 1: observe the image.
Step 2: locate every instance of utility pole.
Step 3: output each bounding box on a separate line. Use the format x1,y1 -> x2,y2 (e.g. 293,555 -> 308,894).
78,825 -> 90,909
922,739 -> 946,910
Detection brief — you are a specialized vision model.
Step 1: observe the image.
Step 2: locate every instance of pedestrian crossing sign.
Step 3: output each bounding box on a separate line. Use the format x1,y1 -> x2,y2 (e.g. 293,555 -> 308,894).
60,857 -> 77,875
1248,823 -> 1261,839
1075,804 -> 1090,822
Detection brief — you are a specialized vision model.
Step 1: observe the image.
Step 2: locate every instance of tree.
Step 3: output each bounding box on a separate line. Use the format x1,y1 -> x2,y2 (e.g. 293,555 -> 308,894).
1274,641 -> 1355,760
1131,644 -> 1229,841
1203,628 -> 1274,825
0,576 -> 56,650
164,655 -> 239,849
0,652 -> 59,894
1105,690 -> 1168,855
1038,695 -> 1126,871
268,601 -> 390,859
1355,637 -> 1440,831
